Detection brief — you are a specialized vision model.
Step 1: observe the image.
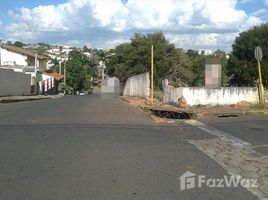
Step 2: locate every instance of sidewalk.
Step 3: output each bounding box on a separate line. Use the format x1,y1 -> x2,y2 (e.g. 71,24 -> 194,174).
0,94 -> 63,103
120,96 -> 268,119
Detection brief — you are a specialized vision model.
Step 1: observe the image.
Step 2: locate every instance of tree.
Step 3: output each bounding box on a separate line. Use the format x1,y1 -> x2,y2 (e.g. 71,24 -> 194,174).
166,49 -> 193,86
106,32 -> 193,88
227,23 -> 268,86
37,42 -> 51,48
186,49 -> 205,86
6,41 -> 12,45
65,49 -> 97,93
13,41 -> 25,47
66,58 -> 86,93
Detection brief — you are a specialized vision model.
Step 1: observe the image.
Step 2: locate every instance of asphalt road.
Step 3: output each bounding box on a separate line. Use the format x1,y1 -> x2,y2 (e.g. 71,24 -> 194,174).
0,94 -> 267,200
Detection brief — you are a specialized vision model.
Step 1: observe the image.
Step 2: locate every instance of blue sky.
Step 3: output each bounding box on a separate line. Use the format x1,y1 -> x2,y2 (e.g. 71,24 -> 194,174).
0,0 -> 267,51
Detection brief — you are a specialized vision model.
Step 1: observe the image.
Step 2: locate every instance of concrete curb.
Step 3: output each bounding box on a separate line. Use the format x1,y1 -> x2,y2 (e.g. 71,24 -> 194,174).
119,96 -> 131,103
119,96 -> 268,119
196,110 -> 268,118
0,94 -> 63,103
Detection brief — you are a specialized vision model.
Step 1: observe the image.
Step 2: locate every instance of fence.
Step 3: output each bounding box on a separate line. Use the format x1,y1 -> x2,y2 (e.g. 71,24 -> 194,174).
163,80 -> 259,106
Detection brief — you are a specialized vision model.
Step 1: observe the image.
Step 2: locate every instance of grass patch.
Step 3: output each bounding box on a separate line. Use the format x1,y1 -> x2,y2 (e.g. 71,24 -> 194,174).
252,103 -> 268,110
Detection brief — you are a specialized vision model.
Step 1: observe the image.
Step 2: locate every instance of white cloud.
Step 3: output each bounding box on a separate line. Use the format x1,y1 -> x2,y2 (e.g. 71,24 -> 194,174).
4,0 -> 265,51
252,9 -> 267,17
166,33 -> 237,50
103,38 -> 130,49
239,0 -> 254,4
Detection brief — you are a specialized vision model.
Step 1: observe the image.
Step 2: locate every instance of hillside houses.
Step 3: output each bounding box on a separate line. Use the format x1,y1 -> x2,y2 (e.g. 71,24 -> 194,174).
0,44 -> 63,96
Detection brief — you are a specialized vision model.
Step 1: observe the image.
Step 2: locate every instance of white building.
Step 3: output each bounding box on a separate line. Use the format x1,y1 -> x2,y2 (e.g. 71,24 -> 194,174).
0,44 -> 50,91
0,44 -> 47,73
47,46 -> 72,56
83,52 -> 92,59
198,49 -> 213,56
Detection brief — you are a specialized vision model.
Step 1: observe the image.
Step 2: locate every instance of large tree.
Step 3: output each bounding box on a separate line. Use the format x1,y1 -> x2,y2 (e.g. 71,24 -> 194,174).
106,32 -> 193,88
186,49 -> 206,86
65,49 -> 96,93
227,23 -> 268,86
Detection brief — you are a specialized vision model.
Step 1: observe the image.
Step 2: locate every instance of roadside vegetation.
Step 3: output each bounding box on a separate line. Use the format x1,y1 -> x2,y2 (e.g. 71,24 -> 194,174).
105,32 -> 228,89
227,23 -> 268,86
9,23 -> 267,95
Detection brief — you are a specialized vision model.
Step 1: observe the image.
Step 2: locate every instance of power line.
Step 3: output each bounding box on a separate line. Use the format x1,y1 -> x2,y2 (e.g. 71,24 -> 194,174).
0,0 -> 9,40
0,0 -> 38,42
0,32 -> 7,40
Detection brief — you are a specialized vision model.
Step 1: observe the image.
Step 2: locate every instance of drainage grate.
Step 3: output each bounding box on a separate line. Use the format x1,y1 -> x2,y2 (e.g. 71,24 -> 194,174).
217,114 -> 239,118
148,108 -> 197,119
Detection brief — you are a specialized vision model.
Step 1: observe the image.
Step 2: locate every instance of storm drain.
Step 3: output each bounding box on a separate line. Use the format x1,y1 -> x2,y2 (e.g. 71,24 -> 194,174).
148,108 -> 197,119
217,114 -> 239,118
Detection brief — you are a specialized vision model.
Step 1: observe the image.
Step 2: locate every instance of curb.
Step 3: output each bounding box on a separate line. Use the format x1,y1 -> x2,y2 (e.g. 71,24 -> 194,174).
0,95 -> 62,103
119,96 -> 268,119
119,96 -> 131,103
196,110 -> 268,118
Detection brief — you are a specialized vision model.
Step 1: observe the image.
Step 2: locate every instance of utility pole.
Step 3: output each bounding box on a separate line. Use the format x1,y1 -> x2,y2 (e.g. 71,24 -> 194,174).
0,39 -> 2,66
63,61 -> 66,94
59,61 -> 62,74
64,61 -> 66,85
102,63 -> 105,80
254,46 -> 264,104
150,45 -> 154,105
59,46 -> 62,74
35,53 -> 38,94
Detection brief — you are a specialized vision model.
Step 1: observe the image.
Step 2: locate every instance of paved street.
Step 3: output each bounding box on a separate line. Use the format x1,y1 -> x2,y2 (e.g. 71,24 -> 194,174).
0,95 -> 267,200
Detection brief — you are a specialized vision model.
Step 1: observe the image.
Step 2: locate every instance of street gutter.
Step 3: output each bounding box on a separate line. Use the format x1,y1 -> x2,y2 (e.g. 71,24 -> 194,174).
120,96 -> 268,120
0,94 -> 63,103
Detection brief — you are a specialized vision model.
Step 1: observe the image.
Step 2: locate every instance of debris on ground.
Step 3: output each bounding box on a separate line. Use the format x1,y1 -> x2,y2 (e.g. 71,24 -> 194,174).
178,96 -> 187,108
120,96 -> 268,121
233,101 -> 254,108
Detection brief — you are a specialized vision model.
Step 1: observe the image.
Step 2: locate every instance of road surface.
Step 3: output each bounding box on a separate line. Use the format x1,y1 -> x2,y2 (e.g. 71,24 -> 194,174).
0,95 -> 267,200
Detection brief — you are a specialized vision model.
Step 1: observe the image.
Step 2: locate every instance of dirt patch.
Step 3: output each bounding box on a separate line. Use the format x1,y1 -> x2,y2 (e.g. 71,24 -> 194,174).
121,96 -> 268,119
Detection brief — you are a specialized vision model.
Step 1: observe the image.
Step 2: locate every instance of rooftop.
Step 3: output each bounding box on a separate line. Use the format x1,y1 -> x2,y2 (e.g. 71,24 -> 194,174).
1,45 -> 47,60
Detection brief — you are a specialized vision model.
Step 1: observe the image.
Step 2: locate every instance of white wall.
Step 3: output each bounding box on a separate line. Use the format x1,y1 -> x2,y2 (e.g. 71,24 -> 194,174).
0,69 -> 31,96
163,81 -> 259,106
0,47 -> 27,66
123,72 -> 150,98
101,77 -> 120,94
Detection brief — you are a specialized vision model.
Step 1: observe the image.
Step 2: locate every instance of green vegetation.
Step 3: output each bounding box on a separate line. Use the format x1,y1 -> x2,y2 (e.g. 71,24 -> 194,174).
13,41 -> 25,47
65,49 -> 96,93
252,103 -> 268,110
106,32 -> 193,88
12,24 -> 268,94
227,23 -> 268,86
106,32 -> 225,88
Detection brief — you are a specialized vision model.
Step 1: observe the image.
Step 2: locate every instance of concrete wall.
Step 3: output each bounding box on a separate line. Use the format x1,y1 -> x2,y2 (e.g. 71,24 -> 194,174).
123,72 -> 150,98
101,77 -> 120,94
163,80 -> 259,106
0,69 -> 31,96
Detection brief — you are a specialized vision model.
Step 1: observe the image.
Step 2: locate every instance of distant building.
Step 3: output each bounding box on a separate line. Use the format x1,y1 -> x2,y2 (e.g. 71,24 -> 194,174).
23,44 -> 41,49
83,52 -> 92,59
198,49 -> 213,56
47,46 -> 72,56
46,45 -> 71,69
